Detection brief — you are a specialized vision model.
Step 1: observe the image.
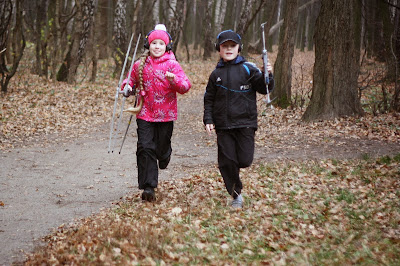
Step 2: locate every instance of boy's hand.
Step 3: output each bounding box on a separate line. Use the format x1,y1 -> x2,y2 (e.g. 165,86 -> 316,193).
165,71 -> 175,82
267,62 -> 273,73
205,124 -> 215,135
261,58 -> 273,73
262,62 -> 272,73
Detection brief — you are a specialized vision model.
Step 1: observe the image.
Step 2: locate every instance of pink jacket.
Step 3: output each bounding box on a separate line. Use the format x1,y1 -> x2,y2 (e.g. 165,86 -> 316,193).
122,52 -> 191,122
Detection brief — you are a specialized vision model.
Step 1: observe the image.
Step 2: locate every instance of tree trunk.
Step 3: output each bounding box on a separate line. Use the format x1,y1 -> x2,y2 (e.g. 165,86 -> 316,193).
391,5 -> 400,112
90,1 -> 98,82
215,0 -> 227,34
167,0 -> 186,55
113,0 -> 128,78
34,0 -> 49,77
302,0 -> 364,121
236,0 -> 255,36
0,0 -> 12,80
98,0 -> 110,59
1,0 -> 25,94
272,0 -> 298,108
307,1 -> 320,51
132,0 -> 156,56
265,0 -> 280,52
202,0 -> 213,59
49,0 -> 60,80
303,6 -> 310,51
378,0 -> 395,81
67,0 -> 96,84
236,0 -> 265,37
193,0 -> 202,51
57,0 -> 95,83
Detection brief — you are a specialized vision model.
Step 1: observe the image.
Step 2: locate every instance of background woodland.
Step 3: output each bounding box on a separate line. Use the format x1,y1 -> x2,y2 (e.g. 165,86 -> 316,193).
1,0 -> 400,120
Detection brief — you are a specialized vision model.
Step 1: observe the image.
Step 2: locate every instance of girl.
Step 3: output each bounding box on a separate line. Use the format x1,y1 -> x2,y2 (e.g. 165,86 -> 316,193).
121,24 -> 191,201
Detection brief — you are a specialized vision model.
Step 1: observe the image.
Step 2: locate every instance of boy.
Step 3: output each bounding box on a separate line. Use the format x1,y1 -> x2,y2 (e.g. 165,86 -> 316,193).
203,30 -> 274,208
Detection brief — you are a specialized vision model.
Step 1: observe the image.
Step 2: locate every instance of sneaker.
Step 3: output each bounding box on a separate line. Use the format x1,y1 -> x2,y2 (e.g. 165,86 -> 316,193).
158,155 -> 171,169
141,187 -> 156,202
231,194 -> 243,209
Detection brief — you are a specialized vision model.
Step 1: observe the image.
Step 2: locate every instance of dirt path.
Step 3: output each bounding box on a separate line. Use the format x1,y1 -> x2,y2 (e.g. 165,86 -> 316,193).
1,89 -> 399,265
0,90 -> 214,265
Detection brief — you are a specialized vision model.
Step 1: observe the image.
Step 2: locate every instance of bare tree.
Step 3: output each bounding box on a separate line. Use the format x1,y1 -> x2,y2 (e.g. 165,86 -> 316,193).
392,1 -> 400,111
302,0 -> 364,121
214,0 -> 227,34
89,1 -> 98,82
36,0 -> 49,77
134,0 -> 157,43
113,0 -> 128,77
56,0 -> 96,83
203,0 -> 213,59
97,0 -> 110,60
0,0 -> 13,93
0,0 -> 12,74
49,0 -> 61,80
22,0 -> 50,77
0,0 -> 25,93
236,0 -> 265,37
67,0 -> 96,83
166,0 -> 187,55
272,0 -> 298,108
269,0 -> 320,36
264,0 -> 280,51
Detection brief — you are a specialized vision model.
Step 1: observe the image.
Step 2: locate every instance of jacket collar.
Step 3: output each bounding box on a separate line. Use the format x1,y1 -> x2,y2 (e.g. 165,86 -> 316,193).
148,51 -> 176,64
216,55 -> 246,68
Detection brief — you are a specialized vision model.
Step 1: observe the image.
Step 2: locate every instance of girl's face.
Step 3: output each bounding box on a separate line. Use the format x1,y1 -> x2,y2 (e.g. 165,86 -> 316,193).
219,41 -> 239,62
149,39 -> 167,58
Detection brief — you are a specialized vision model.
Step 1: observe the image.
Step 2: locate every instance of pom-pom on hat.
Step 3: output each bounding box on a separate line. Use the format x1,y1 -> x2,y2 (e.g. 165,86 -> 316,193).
148,24 -> 170,45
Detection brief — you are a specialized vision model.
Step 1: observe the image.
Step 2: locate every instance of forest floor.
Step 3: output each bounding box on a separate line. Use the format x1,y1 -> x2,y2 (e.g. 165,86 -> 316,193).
1,52 -> 399,265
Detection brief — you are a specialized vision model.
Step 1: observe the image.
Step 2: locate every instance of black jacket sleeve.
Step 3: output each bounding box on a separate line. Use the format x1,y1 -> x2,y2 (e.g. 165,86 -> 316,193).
266,73 -> 275,93
203,74 -> 216,125
245,62 -> 274,94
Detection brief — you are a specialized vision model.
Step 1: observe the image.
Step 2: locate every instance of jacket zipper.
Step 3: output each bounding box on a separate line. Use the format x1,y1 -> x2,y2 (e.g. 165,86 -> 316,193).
226,63 -> 232,128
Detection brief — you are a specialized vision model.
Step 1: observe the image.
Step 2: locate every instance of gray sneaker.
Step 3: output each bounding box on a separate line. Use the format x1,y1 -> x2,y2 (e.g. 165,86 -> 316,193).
231,194 -> 243,208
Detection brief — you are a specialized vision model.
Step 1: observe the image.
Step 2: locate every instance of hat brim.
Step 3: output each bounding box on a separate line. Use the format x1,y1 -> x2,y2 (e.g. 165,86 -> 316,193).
219,38 -> 240,45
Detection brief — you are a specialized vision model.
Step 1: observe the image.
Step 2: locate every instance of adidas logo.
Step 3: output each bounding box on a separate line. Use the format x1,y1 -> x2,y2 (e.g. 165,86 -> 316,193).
216,77 -> 221,82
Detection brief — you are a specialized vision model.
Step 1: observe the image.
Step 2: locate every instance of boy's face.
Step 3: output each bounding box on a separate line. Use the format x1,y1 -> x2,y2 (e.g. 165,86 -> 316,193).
219,41 -> 239,62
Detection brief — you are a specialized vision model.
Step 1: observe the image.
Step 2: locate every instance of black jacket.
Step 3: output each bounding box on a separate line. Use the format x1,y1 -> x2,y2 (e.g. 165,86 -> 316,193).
203,56 -> 274,130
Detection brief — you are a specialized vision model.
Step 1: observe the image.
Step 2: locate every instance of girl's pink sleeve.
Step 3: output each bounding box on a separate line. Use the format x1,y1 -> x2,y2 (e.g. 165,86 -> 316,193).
169,61 -> 191,94
120,61 -> 140,91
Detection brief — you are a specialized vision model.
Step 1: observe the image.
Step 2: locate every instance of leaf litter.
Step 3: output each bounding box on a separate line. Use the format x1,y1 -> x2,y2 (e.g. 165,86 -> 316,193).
24,157 -> 400,265
1,50 -> 399,264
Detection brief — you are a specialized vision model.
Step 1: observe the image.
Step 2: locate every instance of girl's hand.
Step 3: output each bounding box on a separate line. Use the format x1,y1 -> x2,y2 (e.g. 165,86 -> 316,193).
165,71 -> 175,82
205,124 -> 215,135
121,84 -> 133,97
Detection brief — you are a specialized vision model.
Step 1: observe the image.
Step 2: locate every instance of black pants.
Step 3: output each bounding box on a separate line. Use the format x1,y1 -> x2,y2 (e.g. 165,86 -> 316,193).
216,127 -> 255,198
136,119 -> 173,190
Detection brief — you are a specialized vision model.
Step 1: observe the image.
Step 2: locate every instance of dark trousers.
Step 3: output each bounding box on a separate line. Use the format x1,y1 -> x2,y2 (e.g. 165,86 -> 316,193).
216,127 -> 255,198
136,119 -> 173,190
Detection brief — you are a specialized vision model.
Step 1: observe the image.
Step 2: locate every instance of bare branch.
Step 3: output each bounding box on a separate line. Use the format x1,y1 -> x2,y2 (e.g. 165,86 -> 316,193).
269,0 -> 320,36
